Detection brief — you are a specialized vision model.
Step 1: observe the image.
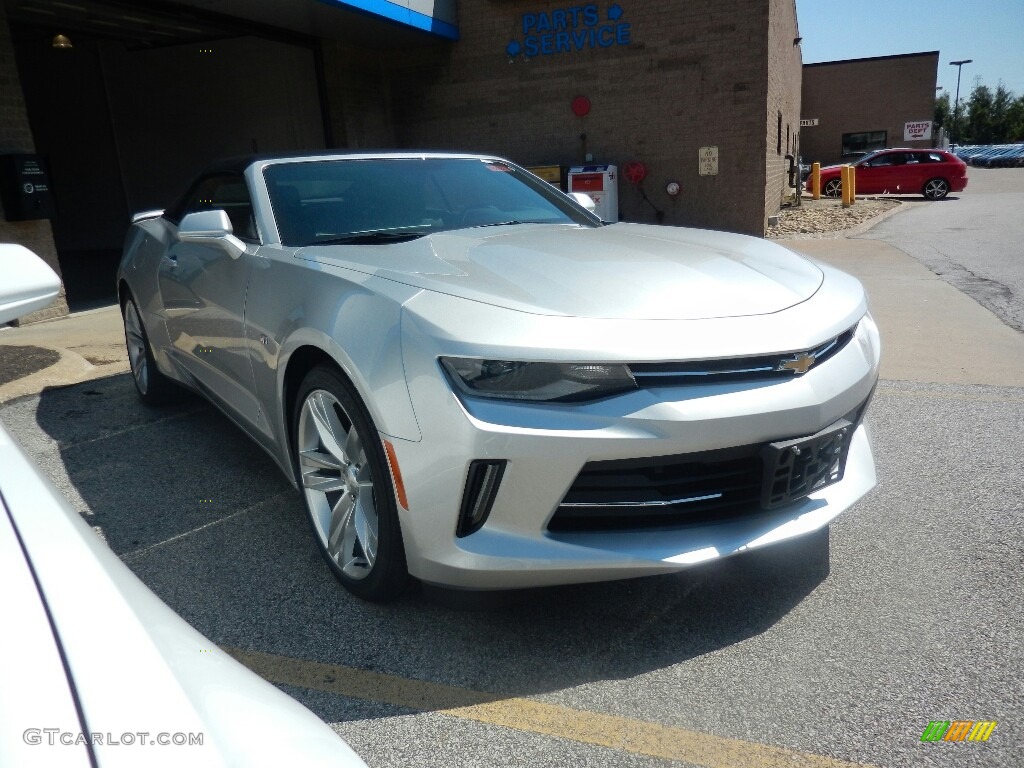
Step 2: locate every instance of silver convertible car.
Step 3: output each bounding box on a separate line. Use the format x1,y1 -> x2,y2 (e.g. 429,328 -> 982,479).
118,152 -> 880,601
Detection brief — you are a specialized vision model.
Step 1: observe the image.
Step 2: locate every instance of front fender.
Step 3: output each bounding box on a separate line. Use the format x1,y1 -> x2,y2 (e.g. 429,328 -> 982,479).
244,253 -> 423,478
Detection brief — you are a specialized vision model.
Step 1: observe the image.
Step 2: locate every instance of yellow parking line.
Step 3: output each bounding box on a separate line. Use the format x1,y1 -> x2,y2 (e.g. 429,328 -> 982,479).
224,647 -> 878,768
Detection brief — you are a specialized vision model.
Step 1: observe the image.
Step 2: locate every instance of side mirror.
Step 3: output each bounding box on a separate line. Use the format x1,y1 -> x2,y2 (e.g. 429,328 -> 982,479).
570,192 -> 597,212
131,209 -> 164,224
178,210 -> 246,260
0,243 -> 61,325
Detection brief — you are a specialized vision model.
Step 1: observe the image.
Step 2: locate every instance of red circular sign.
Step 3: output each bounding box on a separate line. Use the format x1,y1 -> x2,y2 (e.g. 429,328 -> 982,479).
571,96 -> 591,117
623,161 -> 647,184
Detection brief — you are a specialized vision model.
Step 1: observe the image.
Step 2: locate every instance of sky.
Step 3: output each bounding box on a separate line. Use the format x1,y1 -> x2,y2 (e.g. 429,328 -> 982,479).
795,0 -> 1024,101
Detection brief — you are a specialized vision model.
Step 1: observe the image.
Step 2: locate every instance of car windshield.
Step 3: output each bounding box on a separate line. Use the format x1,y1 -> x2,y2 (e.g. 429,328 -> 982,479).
264,157 -> 600,247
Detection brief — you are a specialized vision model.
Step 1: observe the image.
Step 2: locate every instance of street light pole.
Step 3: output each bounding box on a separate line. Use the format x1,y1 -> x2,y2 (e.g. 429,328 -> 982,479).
949,59 -> 972,146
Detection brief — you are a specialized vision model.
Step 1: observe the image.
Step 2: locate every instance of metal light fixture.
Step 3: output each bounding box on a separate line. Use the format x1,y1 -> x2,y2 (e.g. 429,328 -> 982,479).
51,34 -> 73,49
948,59 -> 972,145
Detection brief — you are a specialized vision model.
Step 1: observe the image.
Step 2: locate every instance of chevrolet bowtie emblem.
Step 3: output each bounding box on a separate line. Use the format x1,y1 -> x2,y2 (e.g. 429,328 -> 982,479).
778,352 -> 816,374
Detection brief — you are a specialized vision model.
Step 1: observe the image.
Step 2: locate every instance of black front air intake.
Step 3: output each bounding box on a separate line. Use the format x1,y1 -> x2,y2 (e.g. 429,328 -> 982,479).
457,460 -> 507,537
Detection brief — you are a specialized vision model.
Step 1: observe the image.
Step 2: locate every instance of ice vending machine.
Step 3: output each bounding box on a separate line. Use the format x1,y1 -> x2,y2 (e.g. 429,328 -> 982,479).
567,164 -> 618,222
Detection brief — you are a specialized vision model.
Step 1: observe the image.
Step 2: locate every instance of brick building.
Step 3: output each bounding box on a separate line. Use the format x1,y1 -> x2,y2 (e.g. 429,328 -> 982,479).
800,52 -> 940,167
1,0 -> 801,320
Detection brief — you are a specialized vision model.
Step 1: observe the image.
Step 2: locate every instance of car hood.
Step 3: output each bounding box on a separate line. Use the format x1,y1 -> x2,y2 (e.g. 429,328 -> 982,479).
297,222 -> 823,320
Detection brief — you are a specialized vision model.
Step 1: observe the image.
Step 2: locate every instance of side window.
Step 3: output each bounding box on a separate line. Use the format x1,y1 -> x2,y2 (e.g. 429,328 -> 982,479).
183,175 -> 259,243
868,153 -> 898,167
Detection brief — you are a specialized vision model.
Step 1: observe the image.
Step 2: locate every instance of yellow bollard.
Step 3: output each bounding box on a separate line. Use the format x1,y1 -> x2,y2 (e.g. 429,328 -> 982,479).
841,165 -> 852,208
850,164 -> 856,204
811,162 -> 820,200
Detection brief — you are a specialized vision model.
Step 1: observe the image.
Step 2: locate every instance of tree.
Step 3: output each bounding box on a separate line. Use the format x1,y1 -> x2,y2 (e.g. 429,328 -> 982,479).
991,83 -> 1014,142
934,92 -> 951,130
965,83 -> 994,143
1007,95 -> 1024,141
940,78 -> 1023,145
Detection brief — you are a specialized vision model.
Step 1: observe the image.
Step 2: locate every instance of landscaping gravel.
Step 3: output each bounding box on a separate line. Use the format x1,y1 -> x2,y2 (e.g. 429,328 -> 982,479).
765,196 -> 902,239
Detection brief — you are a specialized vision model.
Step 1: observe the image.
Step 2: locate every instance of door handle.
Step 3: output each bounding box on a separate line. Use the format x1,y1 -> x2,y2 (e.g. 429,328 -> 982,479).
163,254 -> 178,269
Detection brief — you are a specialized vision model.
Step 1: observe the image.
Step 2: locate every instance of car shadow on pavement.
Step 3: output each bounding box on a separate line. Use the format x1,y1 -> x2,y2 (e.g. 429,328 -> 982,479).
26,374 -> 830,720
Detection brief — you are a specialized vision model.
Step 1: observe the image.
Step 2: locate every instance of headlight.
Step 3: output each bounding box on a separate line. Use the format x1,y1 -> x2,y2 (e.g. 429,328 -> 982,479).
440,358 -> 637,402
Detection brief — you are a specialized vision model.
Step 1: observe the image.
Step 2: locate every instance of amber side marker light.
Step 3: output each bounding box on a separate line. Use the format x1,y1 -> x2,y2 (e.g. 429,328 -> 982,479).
381,438 -> 409,511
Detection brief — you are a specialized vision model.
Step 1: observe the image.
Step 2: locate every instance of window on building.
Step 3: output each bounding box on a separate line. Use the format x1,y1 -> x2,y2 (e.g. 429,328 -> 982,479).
777,112 -> 783,155
842,131 -> 887,156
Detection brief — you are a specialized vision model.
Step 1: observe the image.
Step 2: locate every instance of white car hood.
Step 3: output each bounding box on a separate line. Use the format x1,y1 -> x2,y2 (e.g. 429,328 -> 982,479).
298,222 -> 823,320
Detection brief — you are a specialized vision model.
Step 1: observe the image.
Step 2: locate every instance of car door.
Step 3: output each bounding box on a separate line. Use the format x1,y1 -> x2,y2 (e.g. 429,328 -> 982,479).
900,152 -> 931,192
855,151 -> 900,194
157,174 -> 261,427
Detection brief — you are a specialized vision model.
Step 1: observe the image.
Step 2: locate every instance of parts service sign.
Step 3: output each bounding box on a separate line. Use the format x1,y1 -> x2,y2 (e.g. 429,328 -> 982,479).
507,3 -> 631,59
904,121 -> 933,141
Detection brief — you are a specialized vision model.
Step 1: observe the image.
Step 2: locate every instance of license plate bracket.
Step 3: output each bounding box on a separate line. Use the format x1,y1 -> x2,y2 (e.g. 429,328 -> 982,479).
761,418 -> 854,509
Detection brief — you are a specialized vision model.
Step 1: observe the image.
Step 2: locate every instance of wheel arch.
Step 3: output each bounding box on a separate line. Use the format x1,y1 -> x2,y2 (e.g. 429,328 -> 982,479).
282,345 -> 341,456
278,339 -> 420,481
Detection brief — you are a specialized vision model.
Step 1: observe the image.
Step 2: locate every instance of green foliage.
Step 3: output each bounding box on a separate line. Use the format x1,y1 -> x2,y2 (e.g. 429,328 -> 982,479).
944,79 -> 1024,143
934,92 -> 951,128
967,84 -> 994,143
1007,96 -> 1024,141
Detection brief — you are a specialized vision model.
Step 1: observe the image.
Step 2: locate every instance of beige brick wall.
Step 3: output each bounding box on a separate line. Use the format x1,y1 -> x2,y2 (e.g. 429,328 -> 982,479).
323,0 -> 795,236
800,52 -> 940,166
0,1 -> 68,323
763,0 -> 802,231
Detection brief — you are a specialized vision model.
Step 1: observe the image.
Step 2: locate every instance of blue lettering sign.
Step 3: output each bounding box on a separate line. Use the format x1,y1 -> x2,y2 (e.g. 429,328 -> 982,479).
507,3 -> 631,59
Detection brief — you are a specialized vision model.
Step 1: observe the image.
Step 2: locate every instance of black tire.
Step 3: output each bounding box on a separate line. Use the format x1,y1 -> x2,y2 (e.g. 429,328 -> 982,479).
122,295 -> 179,405
822,178 -> 843,198
922,178 -> 950,200
291,365 -> 408,602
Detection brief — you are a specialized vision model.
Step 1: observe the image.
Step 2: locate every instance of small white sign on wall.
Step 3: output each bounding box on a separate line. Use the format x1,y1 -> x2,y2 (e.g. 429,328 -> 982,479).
698,146 -> 719,176
904,121 -> 933,141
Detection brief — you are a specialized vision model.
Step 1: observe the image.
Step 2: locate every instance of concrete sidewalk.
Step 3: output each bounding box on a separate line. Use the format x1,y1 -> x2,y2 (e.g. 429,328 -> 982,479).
1,229 -> 1023,404
1,305 -> 129,403
784,238 -> 1024,387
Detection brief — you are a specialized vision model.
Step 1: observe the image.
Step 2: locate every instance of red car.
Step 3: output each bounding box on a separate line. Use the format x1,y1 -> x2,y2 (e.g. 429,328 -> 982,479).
808,148 -> 968,200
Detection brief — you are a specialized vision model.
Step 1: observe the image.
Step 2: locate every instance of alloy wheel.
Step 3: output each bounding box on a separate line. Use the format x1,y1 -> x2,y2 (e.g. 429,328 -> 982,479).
297,390 -> 379,580
823,179 -> 842,198
123,300 -> 149,394
924,179 -> 949,200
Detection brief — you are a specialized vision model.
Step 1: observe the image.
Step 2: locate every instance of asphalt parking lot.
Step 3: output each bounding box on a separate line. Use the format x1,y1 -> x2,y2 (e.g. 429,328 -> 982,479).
2,169 -> 1021,767
2,372 -> 1021,768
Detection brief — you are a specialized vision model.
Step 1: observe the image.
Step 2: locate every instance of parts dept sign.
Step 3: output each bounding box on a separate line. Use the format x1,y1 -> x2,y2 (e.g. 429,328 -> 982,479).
904,121 -> 933,141
506,3 -> 632,59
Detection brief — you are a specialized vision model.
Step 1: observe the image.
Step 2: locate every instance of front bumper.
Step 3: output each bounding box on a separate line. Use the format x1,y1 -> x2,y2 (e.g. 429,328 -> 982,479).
392,308 -> 880,590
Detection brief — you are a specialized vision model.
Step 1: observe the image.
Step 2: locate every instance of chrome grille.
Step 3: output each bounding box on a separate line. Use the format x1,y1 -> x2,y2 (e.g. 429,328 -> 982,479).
548,446 -> 764,532
628,326 -> 856,386
548,392 -> 874,534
